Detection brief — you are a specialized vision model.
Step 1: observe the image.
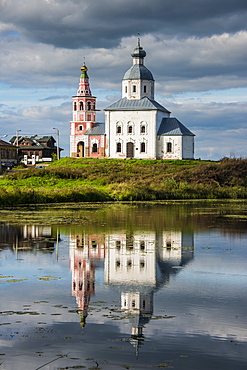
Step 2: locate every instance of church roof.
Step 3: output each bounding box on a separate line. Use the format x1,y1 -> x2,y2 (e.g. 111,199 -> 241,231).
84,123 -> 105,135
105,97 -> 170,113
123,64 -> 154,80
157,118 -> 195,136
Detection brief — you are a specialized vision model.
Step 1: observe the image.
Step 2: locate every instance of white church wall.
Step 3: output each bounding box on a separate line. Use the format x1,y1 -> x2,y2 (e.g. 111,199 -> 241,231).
122,79 -> 154,100
105,110 -> 158,159
156,135 -> 183,160
182,136 -> 194,159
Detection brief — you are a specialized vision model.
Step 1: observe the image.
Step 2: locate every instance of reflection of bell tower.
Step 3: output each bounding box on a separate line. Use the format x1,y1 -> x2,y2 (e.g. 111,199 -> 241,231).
70,233 -> 106,327
71,250 -> 95,327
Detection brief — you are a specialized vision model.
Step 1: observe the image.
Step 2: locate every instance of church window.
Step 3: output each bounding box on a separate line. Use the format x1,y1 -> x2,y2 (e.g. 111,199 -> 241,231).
116,240 -> 121,249
141,125 -> 145,133
92,143 -> 98,153
128,126 -> 133,134
125,86 -> 127,93
87,114 -> 91,121
167,142 -> 172,152
79,125 -> 83,131
116,126 -> 121,134
140,142 -> 145,153
116,142 -> 121,152
140,241 -> 145,250
144,85 -> 147,93
87,102 -> 91,110
79,102 -> 83,110
133,85 -> 136,93
74,102 -> 77,110
79,282 -> 83,291
91,240 -> 97,248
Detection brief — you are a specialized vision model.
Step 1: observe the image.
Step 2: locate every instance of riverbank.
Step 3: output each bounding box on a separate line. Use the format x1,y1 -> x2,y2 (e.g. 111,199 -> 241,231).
0,157 -> 246,205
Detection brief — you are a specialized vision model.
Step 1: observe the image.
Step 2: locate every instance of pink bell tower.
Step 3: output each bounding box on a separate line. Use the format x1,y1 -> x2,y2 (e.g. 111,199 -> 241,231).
70,63 -> 97,157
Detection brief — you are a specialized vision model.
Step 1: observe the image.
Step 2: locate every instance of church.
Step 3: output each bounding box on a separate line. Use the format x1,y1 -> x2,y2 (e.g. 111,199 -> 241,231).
70,40 -> 195,160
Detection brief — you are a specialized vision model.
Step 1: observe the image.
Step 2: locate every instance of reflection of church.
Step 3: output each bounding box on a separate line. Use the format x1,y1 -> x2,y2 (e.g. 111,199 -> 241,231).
69,230 -> 194,351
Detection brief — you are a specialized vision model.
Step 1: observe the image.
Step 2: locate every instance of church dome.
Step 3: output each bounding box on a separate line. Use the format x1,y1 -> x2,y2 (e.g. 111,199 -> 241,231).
131,45 -> 146,58
123,64 -> 154,80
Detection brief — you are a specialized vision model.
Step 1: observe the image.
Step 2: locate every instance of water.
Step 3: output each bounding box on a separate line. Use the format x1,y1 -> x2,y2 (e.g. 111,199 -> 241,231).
0,202 -> 247,369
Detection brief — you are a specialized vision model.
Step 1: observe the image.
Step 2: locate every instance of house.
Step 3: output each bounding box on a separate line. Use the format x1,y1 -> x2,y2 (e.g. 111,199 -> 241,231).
70,40 -> 195,159
0,139 -> 18,171
10,135 -> 63,164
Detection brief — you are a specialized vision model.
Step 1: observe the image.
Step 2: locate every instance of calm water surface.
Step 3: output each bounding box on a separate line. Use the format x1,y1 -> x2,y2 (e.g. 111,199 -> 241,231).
0,202 -> 247,369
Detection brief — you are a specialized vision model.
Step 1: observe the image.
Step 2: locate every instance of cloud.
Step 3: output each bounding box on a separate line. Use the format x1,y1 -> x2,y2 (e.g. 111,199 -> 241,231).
39,95 -> 69,101
1,0 -> 247,49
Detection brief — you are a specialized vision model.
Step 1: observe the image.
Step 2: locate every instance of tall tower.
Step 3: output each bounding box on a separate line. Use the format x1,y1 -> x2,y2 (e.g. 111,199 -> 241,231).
70,64 -> 97,157
122,39 -> 154,100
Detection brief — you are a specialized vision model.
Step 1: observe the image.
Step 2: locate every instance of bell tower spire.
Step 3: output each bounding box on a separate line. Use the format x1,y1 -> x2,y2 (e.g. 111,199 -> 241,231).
70,63 -> 97,158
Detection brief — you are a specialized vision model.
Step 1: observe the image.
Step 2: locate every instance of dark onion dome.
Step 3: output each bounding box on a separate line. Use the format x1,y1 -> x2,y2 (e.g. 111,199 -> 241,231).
123,64 -> 154,80
131,44 -> 146,58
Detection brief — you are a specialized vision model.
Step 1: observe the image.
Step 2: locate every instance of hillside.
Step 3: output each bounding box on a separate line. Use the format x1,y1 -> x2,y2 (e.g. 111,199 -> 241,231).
0,157 -> 247,205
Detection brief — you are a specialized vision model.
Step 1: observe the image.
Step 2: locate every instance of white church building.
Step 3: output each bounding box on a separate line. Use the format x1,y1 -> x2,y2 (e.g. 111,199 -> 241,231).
70,40 -> 195,160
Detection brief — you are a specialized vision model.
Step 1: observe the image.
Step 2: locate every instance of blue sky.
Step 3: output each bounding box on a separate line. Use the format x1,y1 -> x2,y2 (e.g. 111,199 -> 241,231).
0,0 -> 247,159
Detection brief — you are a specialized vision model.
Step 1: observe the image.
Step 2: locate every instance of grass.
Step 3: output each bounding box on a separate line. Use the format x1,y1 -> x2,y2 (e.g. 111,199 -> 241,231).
0,157 -> 246,204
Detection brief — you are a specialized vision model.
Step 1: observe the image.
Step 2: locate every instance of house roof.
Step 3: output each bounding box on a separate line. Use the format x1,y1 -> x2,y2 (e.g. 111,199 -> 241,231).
84,123 -> 105,135
9,135 -> 63,150
0,139 -> 16,148
105,97 -> 170,113
157,118 -> 195,136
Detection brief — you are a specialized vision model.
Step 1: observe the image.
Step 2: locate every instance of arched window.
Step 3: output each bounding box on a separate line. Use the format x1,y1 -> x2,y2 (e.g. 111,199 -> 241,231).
92,143 -> 98,153
74,102 -> 77,111
116,126 -> 121,134
116,142 -> 121,152
79,102 -> 83,110
140,142 -> 145,153
87,102 -> 91,110
128,126 -> 133,134
140,125 -> 145,133
167,142 -> 172,152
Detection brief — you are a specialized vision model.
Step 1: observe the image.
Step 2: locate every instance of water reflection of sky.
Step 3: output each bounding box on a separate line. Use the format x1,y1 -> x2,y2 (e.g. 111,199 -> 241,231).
0,209 -> 247,370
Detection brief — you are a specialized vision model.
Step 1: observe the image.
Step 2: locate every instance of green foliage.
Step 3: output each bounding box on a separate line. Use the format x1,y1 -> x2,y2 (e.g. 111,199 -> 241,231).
0,157 -> 246,204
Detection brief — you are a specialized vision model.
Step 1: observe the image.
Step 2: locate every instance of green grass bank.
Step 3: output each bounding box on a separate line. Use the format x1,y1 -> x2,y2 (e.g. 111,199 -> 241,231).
0,157 -> 247,205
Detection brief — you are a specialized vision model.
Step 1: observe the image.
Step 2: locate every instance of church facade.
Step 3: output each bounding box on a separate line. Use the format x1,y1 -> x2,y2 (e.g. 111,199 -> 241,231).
70,41 -> 195,160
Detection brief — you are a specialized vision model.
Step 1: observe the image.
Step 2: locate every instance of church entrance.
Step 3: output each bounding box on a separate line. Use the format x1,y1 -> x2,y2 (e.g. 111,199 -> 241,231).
77,141 -> 84,157
126,142 -> 134,158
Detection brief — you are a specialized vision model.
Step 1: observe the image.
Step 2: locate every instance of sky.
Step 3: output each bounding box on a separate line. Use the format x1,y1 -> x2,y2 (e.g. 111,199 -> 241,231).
0,0 -> 247,160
